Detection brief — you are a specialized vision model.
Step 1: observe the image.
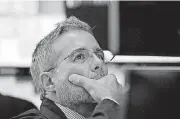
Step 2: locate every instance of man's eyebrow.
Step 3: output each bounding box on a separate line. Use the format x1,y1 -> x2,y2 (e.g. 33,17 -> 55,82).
69,47 -> 86,55
69,47 -> 103,56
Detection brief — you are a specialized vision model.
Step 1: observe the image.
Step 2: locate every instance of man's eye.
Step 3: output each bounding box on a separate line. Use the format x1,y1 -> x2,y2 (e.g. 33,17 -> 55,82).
96,54 -> 104,60
74,54 -> 85,61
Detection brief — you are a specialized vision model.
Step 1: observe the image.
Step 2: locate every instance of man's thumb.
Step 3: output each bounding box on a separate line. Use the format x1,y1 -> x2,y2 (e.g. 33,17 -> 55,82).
69,74 -> 93,90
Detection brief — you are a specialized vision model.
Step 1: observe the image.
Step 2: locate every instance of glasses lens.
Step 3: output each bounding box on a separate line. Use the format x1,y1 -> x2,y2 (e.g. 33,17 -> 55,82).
103,50 -> 114,64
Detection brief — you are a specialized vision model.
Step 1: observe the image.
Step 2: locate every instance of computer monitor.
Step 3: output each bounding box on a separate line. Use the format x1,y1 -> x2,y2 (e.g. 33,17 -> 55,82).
108,63 -> 180,119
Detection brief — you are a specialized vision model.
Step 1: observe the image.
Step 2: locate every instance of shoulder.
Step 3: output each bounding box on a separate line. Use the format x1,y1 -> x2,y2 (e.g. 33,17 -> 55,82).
11,109 -> 46,119
0,94 -> 37,119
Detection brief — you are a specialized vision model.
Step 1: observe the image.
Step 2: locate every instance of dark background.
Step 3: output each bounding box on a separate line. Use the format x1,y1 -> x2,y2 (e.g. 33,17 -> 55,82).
127,70 -> 180,119
66,1 -> 180,56
120,2 -> 180,56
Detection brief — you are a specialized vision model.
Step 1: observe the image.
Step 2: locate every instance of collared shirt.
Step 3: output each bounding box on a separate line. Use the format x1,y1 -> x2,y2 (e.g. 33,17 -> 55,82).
55,103 -> 85,119
55,98 -> 119,119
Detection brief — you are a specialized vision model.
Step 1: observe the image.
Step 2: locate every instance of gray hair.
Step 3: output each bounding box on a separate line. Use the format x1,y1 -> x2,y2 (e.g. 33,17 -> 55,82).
30,16 -> 93,99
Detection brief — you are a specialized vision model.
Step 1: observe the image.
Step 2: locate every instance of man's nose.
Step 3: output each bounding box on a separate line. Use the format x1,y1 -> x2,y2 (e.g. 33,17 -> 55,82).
90,54 -> 102,72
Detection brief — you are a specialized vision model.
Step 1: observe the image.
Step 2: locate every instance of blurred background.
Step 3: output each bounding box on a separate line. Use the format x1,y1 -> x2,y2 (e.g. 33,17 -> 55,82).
0,1 -> 180,119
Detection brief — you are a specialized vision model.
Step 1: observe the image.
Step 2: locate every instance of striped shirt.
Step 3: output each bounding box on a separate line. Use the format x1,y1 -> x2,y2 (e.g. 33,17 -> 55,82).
55,103 -> 85,119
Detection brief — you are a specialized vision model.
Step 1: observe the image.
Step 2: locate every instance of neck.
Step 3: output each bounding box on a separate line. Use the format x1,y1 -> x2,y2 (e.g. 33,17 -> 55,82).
69,102 -> 97,118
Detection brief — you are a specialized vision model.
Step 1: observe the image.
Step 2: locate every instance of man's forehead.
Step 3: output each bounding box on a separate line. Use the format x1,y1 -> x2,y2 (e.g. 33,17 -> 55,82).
51,30 -> 101,59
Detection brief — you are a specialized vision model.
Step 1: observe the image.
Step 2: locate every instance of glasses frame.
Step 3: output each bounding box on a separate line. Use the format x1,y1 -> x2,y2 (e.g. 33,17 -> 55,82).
44,49 -> 115,72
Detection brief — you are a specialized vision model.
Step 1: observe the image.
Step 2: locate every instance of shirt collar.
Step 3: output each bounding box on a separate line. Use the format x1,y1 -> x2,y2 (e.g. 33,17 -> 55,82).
55,103 -> 85,119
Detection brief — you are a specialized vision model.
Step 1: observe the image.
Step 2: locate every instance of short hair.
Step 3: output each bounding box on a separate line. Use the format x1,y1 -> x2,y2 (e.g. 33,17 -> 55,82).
30,16 -> 93,99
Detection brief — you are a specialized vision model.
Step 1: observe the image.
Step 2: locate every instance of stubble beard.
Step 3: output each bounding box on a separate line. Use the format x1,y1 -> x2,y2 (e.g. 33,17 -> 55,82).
57,69 -> 107,107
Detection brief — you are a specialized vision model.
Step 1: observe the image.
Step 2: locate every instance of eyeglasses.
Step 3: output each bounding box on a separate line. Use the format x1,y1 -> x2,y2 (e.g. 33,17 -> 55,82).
45,48 -> 115,72
62,48 -> 114,64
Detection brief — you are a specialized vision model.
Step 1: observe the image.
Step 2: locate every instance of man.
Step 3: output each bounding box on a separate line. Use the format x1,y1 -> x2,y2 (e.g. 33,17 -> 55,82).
12,16 -> 127,119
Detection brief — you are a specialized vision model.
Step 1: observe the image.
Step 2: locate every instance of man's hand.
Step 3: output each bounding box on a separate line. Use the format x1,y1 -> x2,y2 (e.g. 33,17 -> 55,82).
69,74 -> 129,105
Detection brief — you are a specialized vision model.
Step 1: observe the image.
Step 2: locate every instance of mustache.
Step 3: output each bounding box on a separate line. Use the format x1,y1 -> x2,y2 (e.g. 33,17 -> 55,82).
89,70 -> 107,80
93,73 -> 106,80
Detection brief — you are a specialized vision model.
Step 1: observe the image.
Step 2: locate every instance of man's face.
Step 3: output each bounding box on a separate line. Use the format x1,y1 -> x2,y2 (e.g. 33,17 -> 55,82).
51,30 -> 108,106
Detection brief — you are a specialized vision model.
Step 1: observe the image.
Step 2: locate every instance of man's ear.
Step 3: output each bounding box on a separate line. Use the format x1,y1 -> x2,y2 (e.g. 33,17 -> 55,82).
39,72 -> 55,92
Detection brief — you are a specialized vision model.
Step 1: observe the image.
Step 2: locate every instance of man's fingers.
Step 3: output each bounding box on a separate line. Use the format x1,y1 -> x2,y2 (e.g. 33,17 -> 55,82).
69,74 -> 93,91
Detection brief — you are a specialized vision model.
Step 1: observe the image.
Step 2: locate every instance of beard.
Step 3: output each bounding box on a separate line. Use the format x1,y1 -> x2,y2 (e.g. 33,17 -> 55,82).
56,80 -> 94,107
56,69 -> 107,107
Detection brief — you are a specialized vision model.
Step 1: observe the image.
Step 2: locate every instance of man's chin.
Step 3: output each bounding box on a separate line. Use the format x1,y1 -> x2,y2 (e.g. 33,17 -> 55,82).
74,87 -> 96,104
83,94 -> 96,104
80,98 -> 97,105
91,100 -> 98,104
